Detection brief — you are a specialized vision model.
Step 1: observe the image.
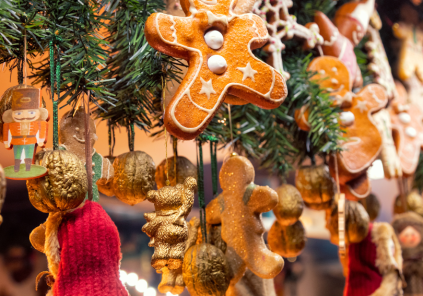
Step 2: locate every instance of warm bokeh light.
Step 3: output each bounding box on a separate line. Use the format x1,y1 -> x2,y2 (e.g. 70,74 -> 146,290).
145,287 -> 157,296
166,292 -> 179,296
126,272 -> 139,287
135,279 -> 148,293
119,270 -> 128,285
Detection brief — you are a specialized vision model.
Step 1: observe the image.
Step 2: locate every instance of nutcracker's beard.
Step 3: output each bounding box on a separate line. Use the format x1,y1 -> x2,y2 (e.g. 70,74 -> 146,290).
14,117 -> 36,121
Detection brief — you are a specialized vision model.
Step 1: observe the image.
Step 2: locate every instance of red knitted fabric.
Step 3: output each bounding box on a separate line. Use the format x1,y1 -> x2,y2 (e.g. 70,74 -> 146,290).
53,201 -> 128,296
344,224 -> 382,296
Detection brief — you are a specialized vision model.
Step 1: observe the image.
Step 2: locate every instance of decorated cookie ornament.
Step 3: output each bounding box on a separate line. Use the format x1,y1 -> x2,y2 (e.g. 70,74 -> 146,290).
252,0 -> 324,79
365,14 -> 399,100
340,171 -> 372,201
59,107 -> 114,201
393,4 -> 423,83
145,0 -> 288,140
142,177 -> 196,295
2,87 -> 49,180
313,11 -> 363,88
390,81 -> 423,177
206,154 -> 284,282
333,0 -> 375,47
373,109 -> 402,179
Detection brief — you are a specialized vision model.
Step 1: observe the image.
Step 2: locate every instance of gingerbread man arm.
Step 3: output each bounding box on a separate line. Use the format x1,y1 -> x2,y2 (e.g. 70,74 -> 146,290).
248,185 -> 279,214
205,196 -> 223,225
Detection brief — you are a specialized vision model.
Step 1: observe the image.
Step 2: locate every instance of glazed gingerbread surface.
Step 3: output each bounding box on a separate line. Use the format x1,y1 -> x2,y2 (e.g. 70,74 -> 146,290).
333,84 -> 387,184
145,0 -> 287,140
314,11 -> 363,89
206,154 -> 284,281
390,81 -> 423,176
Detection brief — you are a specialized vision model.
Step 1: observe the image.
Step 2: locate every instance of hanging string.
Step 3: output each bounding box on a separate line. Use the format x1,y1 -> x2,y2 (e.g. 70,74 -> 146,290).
24,30 -> 27,87
84,91 -> 93,201
108,121 -> 113,156
227,104 -> 234,153
49,36 -> 62,150
173,137 -> 178,184
127,123 -> 135,152
210,138 -> 218,197
196,138 -> 207,243
162,76 -> 170,186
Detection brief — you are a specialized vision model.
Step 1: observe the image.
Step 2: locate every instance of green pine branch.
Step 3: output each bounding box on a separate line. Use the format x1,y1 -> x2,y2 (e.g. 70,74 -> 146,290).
31,0 -> 114,108
98,0 -> 184,138
0,0 -> 46,82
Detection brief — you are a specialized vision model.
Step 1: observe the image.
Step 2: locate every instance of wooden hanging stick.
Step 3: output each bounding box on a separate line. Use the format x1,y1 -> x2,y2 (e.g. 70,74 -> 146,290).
84,91 -> 93,201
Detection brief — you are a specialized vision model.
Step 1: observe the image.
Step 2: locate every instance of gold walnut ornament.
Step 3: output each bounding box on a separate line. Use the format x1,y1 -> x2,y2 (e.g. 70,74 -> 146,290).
268,184 -> 307,258
155,156 -> 197,189
27,150 -> 88,213
112,151 -> 156,206
142,177 -> 197,295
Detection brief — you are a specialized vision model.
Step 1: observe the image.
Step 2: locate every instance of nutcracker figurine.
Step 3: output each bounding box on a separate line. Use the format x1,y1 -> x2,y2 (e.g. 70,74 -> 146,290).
2,88 -> 48,179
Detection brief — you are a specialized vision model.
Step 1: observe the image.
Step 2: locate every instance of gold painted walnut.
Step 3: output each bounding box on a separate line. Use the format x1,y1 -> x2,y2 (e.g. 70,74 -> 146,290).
394,191 -> 423,217
142,177 -> 197,295
296,165 -> 336,210
27,150 -> 88,213
273,184 -> 304,226
112,151 -> 156,206
268,220 -> 306,258
155,156 -> 197,189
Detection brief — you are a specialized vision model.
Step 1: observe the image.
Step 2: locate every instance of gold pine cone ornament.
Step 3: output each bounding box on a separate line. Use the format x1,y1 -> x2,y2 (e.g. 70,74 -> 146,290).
183,243 -> 231,296
113,151 -> 156,205
0,165 -> 6,225
27,150 -> 88,213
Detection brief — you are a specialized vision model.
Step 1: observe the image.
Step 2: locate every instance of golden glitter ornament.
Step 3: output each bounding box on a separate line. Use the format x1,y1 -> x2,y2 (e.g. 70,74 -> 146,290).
394,191 -> 423,217
112,151 -> 156,206
326,200 -> 369,245
142,177 -> 197,295
183,243 -> 231,296
0,165 -> 6,225
358,193 -> 381,221
296,165 -> 336,210
155,156 -> 197,189
0,84 -> 41,141
268,220 -> 307,258
27,150 -> 88,213
273,184 -> 304,226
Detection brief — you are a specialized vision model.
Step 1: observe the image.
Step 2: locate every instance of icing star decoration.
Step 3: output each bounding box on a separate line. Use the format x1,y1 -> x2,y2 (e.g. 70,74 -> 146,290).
145,0 -> 288,140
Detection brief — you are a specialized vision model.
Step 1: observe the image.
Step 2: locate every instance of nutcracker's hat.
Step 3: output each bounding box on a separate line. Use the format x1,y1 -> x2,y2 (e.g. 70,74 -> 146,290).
11,88 -> 41,111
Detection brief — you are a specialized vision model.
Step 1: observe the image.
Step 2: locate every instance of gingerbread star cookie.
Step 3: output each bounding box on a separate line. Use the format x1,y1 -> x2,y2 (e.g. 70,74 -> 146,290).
145,0 -> 288,140
390,81 -> 423,177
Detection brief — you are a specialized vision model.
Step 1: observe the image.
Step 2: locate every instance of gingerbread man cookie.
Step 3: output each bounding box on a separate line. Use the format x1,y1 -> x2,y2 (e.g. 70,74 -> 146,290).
393,4 -> 423,83
145,0 -> 287,140
206,154 -> 283,282
333,0 -> 375,47
390,81 -> 423,177
313,11 -> 363,89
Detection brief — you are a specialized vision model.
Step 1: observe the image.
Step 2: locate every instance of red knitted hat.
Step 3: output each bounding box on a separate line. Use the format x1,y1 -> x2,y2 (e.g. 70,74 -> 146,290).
52,201 -> 128,296
344,224 -> 383,296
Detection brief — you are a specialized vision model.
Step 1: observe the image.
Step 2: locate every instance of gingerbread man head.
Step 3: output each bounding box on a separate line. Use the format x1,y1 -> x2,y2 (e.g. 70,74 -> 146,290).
145,0 -> 287,140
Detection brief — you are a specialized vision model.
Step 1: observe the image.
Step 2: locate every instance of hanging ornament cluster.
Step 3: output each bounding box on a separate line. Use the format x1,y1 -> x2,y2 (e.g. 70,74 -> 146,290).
268,184 -> 307,258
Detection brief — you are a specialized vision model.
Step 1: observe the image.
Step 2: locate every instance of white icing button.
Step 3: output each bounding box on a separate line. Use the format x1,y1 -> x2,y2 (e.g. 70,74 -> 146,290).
204,30 -> 224,50
340,111 -> 355,126
399,112 -> 411,124
208,55 -> 227,74
406,126 -> 417,138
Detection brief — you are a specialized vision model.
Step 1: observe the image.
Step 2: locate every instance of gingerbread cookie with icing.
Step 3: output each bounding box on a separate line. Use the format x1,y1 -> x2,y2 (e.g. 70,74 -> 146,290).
334,0 -> 375,47
145,0 -> 287,140
390,81 -> 423,177
313,11 -> 363,89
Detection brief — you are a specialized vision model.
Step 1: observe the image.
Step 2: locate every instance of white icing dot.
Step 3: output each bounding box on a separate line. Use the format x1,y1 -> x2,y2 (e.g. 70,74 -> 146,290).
406,126 -> 417,138
208,55 -> 227,74
331,78 -> 339,84
398,112 -> 411,124
204,30 -> 224,50
319,70 -> 326,75
340,111 -> 355,126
